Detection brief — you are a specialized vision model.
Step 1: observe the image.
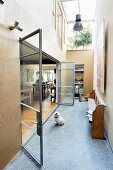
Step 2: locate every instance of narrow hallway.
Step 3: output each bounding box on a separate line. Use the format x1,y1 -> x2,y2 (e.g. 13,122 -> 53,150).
5,100 -> 113,170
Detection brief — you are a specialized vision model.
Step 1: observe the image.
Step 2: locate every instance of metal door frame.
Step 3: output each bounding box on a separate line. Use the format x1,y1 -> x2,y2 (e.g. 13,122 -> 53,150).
19,30 -> 75,165
19,29 -> 43,166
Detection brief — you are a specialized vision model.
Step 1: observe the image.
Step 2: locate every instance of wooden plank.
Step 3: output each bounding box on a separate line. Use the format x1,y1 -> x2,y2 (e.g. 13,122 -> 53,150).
90,90 -> 95,99
92,105 -> 105,139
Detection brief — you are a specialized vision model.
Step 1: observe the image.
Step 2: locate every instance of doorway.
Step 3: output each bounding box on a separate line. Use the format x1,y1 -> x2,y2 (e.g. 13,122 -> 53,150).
19,29 -> 75,166
20,29 -> 43,166
19,29 -> 59,166
20,41 -> 58,141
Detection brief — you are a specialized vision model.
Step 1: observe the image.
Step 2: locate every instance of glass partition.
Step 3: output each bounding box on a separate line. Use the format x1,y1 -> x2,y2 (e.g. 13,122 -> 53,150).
20,29 -> 43,166
20,33 -> 58,166
20,51 -> 40,110
57,62 -> 75,105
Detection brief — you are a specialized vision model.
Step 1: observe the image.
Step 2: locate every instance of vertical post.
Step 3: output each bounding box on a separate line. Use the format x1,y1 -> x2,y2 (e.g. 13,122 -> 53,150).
56,63 -> 59,104
73,63 -> 75,105
39,29 -> 43,166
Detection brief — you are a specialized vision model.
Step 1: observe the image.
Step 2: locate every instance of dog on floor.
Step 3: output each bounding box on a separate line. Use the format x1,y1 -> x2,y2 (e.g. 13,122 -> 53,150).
54,112 -> 65,126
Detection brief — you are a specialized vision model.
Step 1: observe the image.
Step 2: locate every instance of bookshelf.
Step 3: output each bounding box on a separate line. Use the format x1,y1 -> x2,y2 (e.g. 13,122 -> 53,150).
75,64 -> 84,97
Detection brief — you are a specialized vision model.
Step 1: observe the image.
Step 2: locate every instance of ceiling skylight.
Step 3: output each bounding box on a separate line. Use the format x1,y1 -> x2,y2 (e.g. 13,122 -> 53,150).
61,0 -> 97,22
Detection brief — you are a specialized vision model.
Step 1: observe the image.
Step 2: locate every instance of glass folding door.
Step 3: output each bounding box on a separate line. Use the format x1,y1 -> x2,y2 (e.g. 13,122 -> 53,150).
57,62 -> 75,105
20,29 -> 43,166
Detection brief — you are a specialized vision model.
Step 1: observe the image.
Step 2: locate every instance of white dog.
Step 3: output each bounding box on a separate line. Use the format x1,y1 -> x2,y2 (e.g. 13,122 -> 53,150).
54,112 -> 65,126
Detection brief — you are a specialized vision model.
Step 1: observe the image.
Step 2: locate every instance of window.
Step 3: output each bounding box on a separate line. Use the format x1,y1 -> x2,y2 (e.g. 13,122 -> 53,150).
57,2 -> 63,50
67,21 -> 94,50
43,70 -> 55,83
63,18 -> 66,44
52,0 -> 56,29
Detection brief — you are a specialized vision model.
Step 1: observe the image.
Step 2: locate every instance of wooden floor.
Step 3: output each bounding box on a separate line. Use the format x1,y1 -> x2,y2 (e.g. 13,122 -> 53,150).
21,95 -> 56,141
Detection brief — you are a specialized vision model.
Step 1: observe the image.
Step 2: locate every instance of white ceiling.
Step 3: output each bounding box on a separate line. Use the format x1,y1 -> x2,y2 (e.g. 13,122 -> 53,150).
61,0 -> 97,22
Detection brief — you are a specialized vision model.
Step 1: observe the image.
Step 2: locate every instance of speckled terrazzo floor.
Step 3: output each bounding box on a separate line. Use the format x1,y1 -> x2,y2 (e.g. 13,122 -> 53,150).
5,99 -> 113,170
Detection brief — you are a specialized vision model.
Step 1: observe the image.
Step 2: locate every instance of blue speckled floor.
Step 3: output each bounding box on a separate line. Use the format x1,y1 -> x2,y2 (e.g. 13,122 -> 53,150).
5,100 -> 113,170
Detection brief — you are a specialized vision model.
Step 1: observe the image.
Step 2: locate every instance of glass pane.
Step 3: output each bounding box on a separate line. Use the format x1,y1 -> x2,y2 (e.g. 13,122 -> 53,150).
58,62 -> 74,105
58,86 -> 73,94
21,123 -> 35,143
21,106 -> 37,129
59,69 -> 73,87
58,94 -> 73,104
58,62 -> 74,69
42,60 -> 57,121
23,133 -> 40,162
58,68 -> 73,86
20,42 -> 39,57
20,43 -> 40,111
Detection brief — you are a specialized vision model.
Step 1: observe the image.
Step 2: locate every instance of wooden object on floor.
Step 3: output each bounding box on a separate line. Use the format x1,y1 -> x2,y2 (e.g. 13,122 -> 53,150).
80,90 -> 95,101
90,90 -> 95,99
92,104 -> 105,139
86,90 -> 106,139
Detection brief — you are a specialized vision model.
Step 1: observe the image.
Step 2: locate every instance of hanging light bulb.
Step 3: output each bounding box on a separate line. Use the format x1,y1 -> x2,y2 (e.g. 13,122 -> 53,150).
73,0 -> 83,31
73,14 -> 83,31
73,21 -> 83,31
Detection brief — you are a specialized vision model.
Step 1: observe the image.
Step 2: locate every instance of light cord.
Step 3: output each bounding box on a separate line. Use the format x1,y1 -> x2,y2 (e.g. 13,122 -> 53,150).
78,0 -> 80,13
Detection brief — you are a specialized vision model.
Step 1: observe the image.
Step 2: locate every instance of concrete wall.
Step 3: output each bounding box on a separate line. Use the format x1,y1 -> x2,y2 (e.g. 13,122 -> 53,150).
0,0 -> 66,168
94,0 -> 113,149
66,50 -> 94,95
0,24 -> 21,169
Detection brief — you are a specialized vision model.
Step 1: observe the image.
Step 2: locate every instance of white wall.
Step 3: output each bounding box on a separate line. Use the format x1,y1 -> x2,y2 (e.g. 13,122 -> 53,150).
3,0 -> 66,61
94,0 -> 113,149
0,3 -> 4,23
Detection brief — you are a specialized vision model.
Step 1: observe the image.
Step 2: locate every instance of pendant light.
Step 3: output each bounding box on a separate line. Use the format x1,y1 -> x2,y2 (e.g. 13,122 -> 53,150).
73,0 -> 83,31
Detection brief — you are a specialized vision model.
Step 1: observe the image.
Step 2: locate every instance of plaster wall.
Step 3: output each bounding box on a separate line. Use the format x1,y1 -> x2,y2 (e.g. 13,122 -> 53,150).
0,24 -> 21,169
94,0 -> 113,149
66,50 -> 94,95
0,3 -> 4,23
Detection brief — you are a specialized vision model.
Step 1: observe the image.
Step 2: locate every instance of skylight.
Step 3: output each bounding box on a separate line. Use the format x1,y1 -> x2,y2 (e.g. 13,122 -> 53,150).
61,0 -> 97,22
